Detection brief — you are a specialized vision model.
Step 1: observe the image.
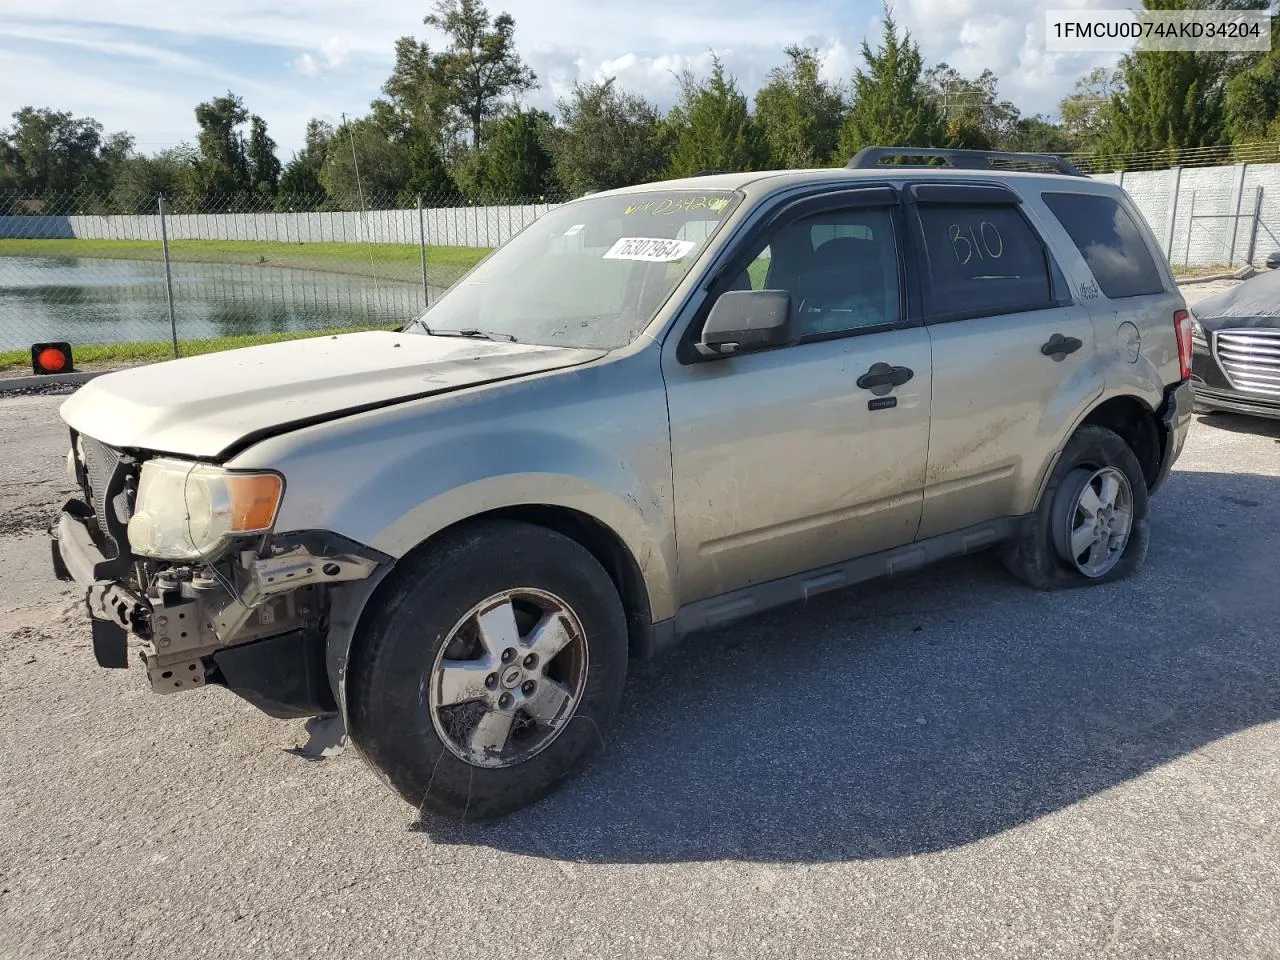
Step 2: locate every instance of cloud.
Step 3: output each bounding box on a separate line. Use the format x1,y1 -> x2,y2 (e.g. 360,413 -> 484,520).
2,0 -> 1131,156
896,0 -> 1124,116
321,36 -> 350,69
292,35 -> 350,77
292,53 -> 321,77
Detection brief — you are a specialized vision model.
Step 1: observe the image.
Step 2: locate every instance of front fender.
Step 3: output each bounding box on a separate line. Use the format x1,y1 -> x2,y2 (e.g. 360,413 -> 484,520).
229,358 -> 678,624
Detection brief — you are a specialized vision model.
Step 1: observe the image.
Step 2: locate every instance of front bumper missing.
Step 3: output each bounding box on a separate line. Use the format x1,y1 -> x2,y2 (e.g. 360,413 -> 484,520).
51,507 -> 384,710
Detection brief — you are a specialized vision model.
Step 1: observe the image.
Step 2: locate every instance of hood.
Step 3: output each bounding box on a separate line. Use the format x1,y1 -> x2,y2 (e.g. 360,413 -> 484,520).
1192,269 -> 1280,332
60,331 -> 605,459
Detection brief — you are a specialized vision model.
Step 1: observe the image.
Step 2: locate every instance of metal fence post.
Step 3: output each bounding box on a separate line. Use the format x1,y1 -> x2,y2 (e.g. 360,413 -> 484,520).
1163,165 -> 1182,260
1247,185 -> 1264,265
158,194 -> 179,358
1184,191 -> 1196,270
1228,162 -> 1249,266
418,195 -> 429,308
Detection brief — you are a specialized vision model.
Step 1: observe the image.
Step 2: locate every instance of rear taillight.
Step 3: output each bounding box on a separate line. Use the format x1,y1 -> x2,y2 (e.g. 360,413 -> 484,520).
1174,309 -> 1192,380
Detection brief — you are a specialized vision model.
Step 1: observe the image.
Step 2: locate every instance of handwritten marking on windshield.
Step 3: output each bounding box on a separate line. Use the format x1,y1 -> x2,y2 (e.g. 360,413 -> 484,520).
624,196 -> 731,216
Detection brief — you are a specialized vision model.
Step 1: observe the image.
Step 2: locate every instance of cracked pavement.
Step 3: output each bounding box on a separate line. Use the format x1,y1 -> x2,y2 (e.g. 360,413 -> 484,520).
1,388 -> 1278,960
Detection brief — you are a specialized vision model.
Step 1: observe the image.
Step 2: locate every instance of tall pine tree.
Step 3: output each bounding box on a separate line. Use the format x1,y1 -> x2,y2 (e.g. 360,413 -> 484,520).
836,5 -> 946,160
1099,0 -> 1244,162
754,46 -> 848,168
666,57 -> 765,177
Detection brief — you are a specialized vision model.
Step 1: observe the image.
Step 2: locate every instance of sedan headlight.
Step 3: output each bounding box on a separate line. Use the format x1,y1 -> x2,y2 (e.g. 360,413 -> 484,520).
126,458 -> 283,561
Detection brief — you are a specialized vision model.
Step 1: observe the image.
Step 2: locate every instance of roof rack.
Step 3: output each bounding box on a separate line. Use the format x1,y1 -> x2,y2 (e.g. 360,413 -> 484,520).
847,147 -> 1087,178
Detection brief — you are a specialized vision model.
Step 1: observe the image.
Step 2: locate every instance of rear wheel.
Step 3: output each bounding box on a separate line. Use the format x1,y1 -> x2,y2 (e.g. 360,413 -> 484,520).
1002,425 -> 1150,590
348,520 -> 628,819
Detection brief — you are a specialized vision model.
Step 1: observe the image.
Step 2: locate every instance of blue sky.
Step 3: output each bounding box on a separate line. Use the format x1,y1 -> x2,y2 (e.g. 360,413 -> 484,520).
0,0 -> 1119,156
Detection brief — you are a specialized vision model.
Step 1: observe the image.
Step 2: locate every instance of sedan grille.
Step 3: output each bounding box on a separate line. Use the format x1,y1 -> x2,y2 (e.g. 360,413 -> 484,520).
1214,329 -> 1280,398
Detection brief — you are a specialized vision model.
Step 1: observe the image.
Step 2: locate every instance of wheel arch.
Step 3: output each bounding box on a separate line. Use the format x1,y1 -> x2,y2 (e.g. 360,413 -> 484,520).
333,501 -> 660,691
1031,392 -> 1165,513
1079,394 -> 1163,490
465,504 -> 657,658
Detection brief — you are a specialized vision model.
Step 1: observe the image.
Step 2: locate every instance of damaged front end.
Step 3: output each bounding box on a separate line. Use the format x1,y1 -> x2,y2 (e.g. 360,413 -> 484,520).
51,431 -> 388,718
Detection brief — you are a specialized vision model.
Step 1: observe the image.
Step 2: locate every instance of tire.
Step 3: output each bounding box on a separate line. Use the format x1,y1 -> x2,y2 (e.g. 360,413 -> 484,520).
348,520 -> 628,820
1001,424 -> 1151,590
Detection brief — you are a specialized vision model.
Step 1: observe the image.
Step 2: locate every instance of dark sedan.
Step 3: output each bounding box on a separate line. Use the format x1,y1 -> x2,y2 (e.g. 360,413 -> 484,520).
1190,268 -> 1280,420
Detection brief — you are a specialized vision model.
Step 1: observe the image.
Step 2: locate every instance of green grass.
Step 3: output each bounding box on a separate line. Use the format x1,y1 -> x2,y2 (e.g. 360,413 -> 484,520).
0,324 -> 399,373
0,237 -> 491,283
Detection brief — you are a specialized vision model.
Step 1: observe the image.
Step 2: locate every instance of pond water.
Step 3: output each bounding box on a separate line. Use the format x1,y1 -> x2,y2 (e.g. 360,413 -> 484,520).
0,256 -> 439,349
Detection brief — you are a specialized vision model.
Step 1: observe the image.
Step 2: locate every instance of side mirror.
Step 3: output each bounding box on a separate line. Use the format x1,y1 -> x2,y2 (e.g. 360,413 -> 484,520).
698,290 -> 793,357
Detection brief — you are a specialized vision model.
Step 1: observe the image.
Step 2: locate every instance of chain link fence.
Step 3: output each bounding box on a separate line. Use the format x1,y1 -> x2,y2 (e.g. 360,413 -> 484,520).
6,161 -> 1280,365
0,190 -> 564,361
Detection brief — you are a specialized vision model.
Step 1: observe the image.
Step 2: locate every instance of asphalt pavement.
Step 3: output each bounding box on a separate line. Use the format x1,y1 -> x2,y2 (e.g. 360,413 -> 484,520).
1,390 -> 1278,960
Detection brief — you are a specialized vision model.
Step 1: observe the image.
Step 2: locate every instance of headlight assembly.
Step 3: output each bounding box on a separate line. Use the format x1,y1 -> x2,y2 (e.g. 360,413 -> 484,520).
126,458 -> 283,561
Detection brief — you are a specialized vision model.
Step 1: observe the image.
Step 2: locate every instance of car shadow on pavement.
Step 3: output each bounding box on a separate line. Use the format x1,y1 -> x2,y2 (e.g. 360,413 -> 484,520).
1195,411 -> 1280,441
413,469 -> 1280,864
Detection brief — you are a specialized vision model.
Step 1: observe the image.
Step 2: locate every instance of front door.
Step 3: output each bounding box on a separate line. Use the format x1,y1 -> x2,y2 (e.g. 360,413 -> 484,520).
663,193 -> 933,604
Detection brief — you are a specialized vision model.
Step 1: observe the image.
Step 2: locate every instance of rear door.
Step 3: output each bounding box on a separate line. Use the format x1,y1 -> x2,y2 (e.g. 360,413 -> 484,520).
907,182 -> 1102,539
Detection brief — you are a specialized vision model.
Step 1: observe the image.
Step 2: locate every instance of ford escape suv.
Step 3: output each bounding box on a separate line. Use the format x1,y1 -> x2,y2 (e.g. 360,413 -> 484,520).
51,147 -> 1194,819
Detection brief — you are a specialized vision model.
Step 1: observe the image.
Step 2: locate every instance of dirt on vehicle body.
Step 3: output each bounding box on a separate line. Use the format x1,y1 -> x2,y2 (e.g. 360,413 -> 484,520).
52,148 -> 1194,818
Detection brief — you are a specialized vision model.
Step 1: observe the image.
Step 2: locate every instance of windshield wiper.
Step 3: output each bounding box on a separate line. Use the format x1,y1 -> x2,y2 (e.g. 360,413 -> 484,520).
415,324 -> 518,343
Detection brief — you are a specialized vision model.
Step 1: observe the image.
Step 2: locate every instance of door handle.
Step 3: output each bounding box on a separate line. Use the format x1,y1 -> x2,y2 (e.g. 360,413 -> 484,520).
1040,333 -> 1083,360
857,362 -> 914,390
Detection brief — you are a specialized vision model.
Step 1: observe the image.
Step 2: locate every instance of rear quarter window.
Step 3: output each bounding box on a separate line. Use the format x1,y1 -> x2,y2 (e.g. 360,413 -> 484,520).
1042,192 -> 1165,299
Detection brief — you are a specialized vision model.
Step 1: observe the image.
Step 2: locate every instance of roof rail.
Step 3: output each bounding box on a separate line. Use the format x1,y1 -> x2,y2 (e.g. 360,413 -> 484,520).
847,147 -> 1087,178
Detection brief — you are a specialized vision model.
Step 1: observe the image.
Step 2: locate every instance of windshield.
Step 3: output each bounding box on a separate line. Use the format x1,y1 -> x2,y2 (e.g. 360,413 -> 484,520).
409,190 -> 741,349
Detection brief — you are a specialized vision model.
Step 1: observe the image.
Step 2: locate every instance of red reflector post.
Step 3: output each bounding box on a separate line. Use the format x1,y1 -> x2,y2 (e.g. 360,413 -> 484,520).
31,342 -> 72,375
1173,310 -> 1192,380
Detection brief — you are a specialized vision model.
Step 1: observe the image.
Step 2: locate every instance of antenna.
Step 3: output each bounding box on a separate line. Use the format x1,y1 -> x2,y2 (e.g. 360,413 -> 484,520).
342,112 -> 383,314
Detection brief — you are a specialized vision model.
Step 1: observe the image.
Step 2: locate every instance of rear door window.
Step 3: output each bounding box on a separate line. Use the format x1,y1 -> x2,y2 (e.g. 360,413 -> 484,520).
1041,192 -> 1164,299
915,204 -> 1054,320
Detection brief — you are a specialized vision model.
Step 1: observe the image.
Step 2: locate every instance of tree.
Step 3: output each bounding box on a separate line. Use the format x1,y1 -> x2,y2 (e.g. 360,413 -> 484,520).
836,5 -> 946,159
754,46 -> 847,168
1059,67 -> 1124,151
320,116 -> 412,206
109,146 -> 197,212
923,63 -> 1020,151
1004,116 -> 1075,155
277,120 -> 333,209
0,107 -> 131,197
548,78 -> 669,193
304,119 -> 336,169
1224,17 -> 1280,143
380,35 -> 449,142
455,107 -> 554,198
278,156 -> 324,207
247,115 -> 281,198
404,137 -> 459,201
190,92 -> 251,205
1104,52 -> 1225,161
1095,0 -> 1252,162
666,57 -> 766,177
424,0 -> 537,149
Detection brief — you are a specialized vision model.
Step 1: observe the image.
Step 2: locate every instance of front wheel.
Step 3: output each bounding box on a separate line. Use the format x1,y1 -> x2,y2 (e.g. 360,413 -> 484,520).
348,520 -> 629,820
1002,424 -> 1151,590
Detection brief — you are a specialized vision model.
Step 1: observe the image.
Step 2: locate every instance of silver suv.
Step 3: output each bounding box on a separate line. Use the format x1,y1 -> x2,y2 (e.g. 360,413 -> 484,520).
51,148 -> 1195,819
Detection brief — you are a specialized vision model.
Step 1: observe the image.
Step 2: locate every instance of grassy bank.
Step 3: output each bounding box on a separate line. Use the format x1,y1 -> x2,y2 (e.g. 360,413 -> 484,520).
0,324 -> 399,373
0,237 -> 492,283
